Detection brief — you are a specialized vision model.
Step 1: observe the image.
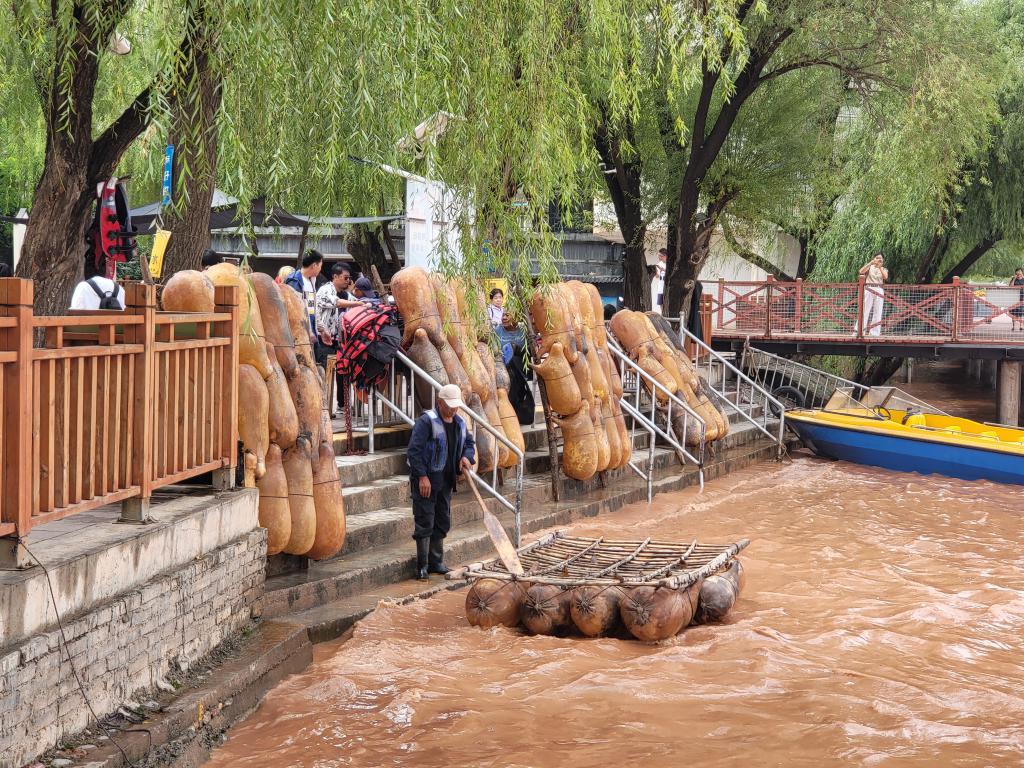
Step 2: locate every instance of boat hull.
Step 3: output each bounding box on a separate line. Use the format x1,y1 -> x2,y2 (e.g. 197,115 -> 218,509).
788,417 -> 1024,485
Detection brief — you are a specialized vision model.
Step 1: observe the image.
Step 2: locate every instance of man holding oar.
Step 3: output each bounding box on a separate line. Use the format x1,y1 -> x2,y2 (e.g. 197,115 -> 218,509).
407,384 -> 476,580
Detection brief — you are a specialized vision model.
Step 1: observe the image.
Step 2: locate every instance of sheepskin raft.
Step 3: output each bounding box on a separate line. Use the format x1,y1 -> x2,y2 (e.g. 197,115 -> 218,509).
450,531 -> 749,642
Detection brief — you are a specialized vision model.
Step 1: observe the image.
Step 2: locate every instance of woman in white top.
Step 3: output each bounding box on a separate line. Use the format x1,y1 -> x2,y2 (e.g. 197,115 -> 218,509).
858,252 -> 888,337
487,288 -> 505,328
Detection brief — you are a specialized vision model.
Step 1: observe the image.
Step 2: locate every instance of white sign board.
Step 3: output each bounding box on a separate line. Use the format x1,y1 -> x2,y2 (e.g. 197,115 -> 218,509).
405,178 -> 462,271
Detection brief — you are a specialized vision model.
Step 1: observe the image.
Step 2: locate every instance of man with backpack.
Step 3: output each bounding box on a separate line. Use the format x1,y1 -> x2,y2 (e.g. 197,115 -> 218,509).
70,256 -> 124,310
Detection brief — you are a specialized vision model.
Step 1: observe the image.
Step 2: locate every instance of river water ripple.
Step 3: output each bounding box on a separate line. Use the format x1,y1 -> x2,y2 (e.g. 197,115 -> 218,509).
207,457 -> 1024,767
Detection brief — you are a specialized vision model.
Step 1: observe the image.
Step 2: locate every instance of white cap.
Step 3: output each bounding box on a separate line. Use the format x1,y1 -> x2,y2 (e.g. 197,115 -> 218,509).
437,383 -> 465,410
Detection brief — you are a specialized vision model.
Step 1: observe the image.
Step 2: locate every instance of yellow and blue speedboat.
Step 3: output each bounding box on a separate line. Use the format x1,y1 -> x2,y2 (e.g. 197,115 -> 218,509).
786,387 -> 1024,485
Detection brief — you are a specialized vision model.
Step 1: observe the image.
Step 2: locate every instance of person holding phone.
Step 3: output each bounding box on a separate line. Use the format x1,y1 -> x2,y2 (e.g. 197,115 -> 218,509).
859,252 -> 888,336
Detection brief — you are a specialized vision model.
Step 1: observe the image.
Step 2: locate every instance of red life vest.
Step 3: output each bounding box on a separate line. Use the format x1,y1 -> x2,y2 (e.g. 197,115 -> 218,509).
337,305 -> 401,390
86,178 -> 138,278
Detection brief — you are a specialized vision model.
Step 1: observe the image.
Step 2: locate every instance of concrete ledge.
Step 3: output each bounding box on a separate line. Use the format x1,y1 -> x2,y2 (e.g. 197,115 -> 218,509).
32,619 -> 312,768
0,488 -> 259,649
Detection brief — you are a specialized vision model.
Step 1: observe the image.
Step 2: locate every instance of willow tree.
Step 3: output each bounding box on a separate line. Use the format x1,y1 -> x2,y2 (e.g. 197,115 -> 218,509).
5,0 -> 160,312
5,0 -> 746,314
591,0 -> 1001,316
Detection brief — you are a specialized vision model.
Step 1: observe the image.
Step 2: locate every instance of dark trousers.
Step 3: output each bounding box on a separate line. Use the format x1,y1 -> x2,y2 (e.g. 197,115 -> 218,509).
410,475 -> 452,540
314,340 -> 335,368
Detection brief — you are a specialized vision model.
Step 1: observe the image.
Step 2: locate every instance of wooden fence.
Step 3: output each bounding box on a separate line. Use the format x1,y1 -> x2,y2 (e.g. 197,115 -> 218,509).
0,279 -> 239,565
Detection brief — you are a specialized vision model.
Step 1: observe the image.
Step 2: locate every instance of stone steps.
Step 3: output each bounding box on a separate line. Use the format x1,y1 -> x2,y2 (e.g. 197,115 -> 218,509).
67,620 -> 313,768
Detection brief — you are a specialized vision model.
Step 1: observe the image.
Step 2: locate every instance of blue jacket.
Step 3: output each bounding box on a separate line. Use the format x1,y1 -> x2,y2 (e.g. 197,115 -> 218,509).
283,268 -> 307,295
407,410 -> 476,482
284,269 -> 323,334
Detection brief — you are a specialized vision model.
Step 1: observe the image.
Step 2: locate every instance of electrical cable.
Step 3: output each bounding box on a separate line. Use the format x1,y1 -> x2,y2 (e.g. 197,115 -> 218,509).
18,540 -> 142,768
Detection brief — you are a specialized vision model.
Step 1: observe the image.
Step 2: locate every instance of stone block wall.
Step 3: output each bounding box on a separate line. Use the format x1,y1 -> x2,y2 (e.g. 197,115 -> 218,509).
0,528 -> 266,768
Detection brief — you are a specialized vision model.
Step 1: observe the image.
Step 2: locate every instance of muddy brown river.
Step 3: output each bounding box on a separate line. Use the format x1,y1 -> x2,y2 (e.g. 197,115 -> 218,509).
207,457 -> 1024,767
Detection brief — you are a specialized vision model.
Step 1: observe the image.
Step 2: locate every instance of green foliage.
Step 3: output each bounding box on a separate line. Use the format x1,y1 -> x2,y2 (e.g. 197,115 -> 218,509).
2,0 -> 707,309
810,0 -> 1007,283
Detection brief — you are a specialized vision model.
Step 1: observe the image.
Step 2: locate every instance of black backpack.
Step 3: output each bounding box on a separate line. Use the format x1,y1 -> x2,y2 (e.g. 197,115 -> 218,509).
87,278 -> 122,310
337,304 -> 401,390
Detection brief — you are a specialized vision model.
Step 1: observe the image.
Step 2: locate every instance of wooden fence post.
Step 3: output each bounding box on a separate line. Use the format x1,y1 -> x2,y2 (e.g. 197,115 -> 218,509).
951,277 -> 962,342
855,276 -> 866,339
795,278 -> 803,334
701,295 -> 713,349
717,278 -> 725,331
121,283 -> 155,523
212,285 -> 240,490
0,278 -> 33,567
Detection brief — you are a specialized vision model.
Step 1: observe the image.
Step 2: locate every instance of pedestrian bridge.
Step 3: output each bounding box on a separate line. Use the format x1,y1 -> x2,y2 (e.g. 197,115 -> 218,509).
707,278 -> 1024,361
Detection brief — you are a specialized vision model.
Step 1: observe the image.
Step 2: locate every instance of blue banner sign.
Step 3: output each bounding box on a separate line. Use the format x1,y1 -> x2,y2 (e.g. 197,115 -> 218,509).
161,145 -> 174,206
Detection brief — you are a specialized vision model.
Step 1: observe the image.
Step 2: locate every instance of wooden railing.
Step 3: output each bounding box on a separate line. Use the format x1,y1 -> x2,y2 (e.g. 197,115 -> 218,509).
0,279 -> 239,565
708,277 -> 1024,344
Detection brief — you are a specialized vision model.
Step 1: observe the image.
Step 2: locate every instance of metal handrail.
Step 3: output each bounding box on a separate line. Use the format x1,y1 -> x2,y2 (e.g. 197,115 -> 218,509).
604,338 -> 706,483
739,340 -> 867,410
679,325 -> 787,456
371,349 -> 524,546
617,397 -> 669,502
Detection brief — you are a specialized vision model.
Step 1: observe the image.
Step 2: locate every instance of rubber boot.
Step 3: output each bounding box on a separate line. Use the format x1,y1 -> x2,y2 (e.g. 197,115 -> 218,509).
415,538 -> 430,581
428,534 -> 450,575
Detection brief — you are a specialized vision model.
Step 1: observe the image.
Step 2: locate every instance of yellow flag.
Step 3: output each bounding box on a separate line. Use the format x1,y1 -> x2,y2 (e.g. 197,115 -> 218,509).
150,229 -> 171,278
483,277 -> 508,297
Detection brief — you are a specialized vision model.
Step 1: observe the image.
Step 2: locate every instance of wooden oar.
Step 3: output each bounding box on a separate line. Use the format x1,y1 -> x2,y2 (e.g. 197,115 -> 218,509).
465,470 -> 524,577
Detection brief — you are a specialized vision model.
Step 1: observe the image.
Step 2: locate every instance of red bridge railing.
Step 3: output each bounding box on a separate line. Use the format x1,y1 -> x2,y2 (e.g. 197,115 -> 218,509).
708,277 -> 1024,344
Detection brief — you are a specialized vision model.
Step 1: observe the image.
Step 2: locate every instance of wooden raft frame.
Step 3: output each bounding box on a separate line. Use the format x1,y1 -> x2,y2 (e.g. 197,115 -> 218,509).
449,530 -> 749,589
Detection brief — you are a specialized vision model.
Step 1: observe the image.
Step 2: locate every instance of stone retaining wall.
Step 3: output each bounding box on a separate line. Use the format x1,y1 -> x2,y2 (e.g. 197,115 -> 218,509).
0,528 -> 266,768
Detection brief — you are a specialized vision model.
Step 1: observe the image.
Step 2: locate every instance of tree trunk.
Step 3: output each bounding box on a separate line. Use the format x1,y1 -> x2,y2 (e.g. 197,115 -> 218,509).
15,1 -> 152,314
665,179 -> 707,319
161,2 -> 222,278
938,236 -> 999,284
17,165 -> 95,315
594,116 -> 648,310
346,225 -> 396,281
860,357 -> 903,386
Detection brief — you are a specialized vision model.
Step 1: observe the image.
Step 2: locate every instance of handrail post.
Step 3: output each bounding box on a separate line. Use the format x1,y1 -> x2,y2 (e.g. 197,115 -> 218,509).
213,285 -> 240,490
794,278 -> 803,334
856,276 -> 866,339
717,277 -> 725,332
701,294 -> 713,350
0,278 -> 34,567
764,276 -> 774,339
122,282 -> 156,523
368,388 -> 376,454
951,277 -> 961,342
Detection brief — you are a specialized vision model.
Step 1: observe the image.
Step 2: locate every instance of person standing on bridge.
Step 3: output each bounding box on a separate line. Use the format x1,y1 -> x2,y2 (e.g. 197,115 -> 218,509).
406,384 -> 476,580
1009,268 -> 1024,332
859,252 -> 888,336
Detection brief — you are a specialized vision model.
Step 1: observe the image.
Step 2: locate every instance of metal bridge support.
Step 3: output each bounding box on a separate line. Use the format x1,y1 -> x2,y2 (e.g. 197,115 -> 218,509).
985,360 -> 999,390
967,359 -> 983,383
998,361 -> 1022,426
899,358 -> 914,385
